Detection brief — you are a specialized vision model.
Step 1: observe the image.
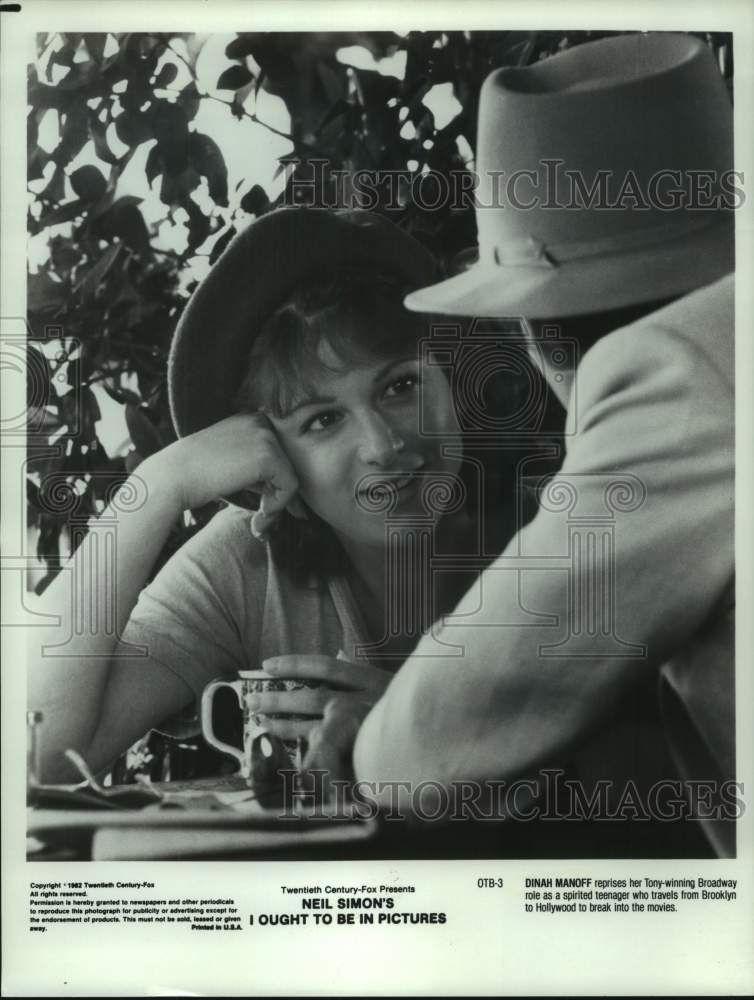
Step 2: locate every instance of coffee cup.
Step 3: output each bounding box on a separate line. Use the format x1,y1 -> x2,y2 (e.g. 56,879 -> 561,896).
200,669 -> 321,785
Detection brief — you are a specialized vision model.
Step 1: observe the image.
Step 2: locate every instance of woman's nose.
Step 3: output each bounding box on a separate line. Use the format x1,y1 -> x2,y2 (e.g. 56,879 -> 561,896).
357,413 -> 405,466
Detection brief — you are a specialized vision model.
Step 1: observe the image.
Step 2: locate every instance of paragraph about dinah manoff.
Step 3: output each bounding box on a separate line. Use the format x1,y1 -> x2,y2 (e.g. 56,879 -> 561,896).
521,874 -> 738,913
26,873 -> 738,933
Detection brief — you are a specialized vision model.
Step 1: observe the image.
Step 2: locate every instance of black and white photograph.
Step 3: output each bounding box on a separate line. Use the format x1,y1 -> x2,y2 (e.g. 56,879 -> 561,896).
2,1 -> 753,995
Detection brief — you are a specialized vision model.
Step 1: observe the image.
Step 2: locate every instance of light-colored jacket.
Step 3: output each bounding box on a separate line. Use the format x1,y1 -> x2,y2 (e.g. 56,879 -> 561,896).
354,274 -> 735,855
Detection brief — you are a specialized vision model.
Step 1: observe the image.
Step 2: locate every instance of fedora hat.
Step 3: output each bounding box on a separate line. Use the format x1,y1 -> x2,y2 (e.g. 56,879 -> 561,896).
406,33 -> 735,319
168,207 -> 437,438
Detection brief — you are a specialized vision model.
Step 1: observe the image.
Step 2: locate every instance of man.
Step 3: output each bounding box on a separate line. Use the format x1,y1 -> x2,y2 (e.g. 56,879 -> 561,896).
308,33 -> 736,856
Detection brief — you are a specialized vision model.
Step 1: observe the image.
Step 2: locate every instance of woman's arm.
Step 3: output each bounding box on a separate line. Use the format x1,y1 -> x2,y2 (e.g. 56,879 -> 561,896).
28,456 -> 188,782
28,414 -> 300,782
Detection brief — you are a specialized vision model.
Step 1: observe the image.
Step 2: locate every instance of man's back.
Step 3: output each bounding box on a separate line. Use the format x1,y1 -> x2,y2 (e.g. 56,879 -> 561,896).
355,275 -> 735,854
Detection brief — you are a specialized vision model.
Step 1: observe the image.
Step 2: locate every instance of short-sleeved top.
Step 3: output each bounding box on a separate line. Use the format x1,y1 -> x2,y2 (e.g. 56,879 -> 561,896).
121,506 -> 375,723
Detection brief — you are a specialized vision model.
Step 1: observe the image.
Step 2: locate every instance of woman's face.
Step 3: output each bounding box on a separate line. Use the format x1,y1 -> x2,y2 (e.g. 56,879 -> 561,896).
266,342 -> 463,553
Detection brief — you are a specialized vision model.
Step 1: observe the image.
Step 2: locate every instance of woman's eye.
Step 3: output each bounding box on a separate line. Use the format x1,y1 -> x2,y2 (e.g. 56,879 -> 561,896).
302,410 -> 343,434
385,373 -> 419,398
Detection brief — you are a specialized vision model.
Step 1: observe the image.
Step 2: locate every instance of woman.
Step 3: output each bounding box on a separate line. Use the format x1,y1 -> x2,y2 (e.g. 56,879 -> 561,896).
27,208 -> 515,785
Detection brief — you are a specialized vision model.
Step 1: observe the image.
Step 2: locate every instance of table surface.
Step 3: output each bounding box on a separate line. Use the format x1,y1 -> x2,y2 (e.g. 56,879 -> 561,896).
27,776 -> 717,861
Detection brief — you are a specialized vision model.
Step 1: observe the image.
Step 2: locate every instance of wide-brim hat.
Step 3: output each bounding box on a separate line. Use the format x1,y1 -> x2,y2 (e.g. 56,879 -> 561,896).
406,33 -> 735,319
169,207 -> 437,437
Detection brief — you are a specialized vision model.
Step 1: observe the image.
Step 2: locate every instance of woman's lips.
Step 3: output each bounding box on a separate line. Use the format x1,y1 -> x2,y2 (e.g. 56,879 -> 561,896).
357,470 -> 424,504
367,475 -> 413,496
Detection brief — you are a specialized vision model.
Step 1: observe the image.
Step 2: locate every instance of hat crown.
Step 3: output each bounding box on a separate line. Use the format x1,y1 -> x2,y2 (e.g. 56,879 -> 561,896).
475,33 -> 733,263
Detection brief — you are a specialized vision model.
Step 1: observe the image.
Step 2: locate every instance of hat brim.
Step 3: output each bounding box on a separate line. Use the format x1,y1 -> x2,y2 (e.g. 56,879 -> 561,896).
405,219 -> 734,319
168,208 -> 438,439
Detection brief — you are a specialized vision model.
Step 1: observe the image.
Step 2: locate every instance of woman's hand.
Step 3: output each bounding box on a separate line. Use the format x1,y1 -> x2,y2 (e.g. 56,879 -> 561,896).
148,413 -> 300,532
251,654 -> 392,780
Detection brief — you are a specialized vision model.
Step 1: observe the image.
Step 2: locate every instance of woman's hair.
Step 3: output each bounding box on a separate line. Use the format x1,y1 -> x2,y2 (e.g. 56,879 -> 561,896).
234,267 -> 432,580
235,268 -> 427,419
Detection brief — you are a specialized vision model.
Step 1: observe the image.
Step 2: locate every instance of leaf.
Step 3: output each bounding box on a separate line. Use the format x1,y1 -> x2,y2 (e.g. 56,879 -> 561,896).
230,79 -> 255,119
83,33 -> 107,63
188,132 -> 228,206
76,243 -> 122,301
108,199 -> 151,256
151,102 -> 189,149
154,62 -> 179,88
27,270 -> 67,313
102,380 -> 141,406
124,33 -> 161,65
49,235 -> 81,277
245,36 -> 296,88
81,386 -> 102,438
225,34 -> 257,60
54,60 -> 103,92
159,172 -> 179,204
317,98 -> 351,133
349,66 -> 401,107
145,143 -> 162,185
209,225 -> 236,264
239,184 -> 269,216
115,111 -> 154,149
70,164 -> 108,201
28,80 -> 73,111
119,73 -> 153,116
40,164 -> 66,205
216,64 -> 253,91
317,61 -> 345,106
86,187 -> 116,221
182,34 -> 207,71
35,571 -> 60,597
27,445 -> 65,478
36,198 -> 86,228
58,391 -> 82,433
26,404 -> 61,435
28,146 -> 50,182
182,198 -> 210,253
60,32 -> 84,53
48,44 -> 75,76
27,107 -> 39,149
125,403 -> 163,457
349,31 -> 404,60
161,165 -> 201,205
27,477 -> 42,514
177,81 -> 201,122
37,517 -> 64,566
52,102 -> 89,166
88,115 -> 120,165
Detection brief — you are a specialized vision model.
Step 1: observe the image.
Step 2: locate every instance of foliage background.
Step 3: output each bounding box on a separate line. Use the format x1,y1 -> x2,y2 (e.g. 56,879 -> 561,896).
25,29 -> 733,777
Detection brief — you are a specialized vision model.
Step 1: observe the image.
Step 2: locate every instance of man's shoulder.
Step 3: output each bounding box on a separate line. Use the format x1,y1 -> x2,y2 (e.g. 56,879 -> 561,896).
582,274 -> 734,395
649,273 -> 733,322
629,274 -> 732,380
644,273 -> 733,369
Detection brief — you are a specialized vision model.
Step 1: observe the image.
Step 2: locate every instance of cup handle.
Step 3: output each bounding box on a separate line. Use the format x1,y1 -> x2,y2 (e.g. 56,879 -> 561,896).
200,679 -> 245,770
